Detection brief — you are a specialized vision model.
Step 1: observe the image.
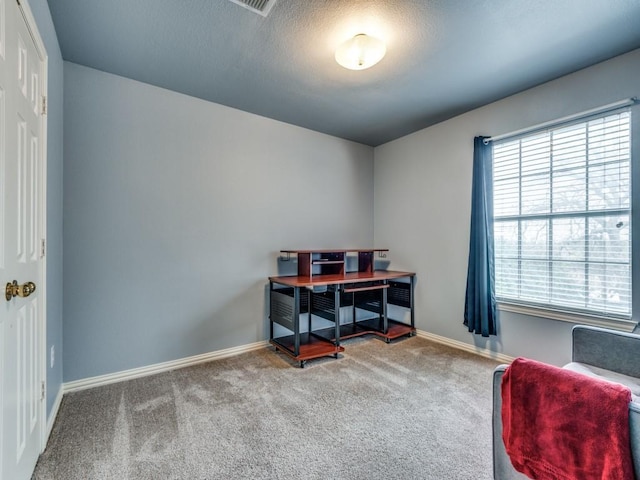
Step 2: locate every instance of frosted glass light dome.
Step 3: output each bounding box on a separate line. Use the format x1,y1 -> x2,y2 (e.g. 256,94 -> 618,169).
335,34 -> 386,70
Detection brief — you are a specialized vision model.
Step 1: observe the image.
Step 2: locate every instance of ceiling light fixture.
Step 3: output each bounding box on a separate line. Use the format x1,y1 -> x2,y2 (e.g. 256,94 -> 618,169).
335,34 -> 386,71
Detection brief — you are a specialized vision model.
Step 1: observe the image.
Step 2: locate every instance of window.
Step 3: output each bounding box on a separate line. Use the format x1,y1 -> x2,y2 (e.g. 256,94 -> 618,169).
493,110 -> 631,319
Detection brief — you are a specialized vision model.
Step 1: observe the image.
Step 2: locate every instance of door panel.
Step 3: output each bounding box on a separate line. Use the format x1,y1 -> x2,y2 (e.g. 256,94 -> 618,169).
29,133 -> 38,262
17,114 -> 25,262
0,0 -> 5,474
0,0 -> 45,479
17,299 -> 38,459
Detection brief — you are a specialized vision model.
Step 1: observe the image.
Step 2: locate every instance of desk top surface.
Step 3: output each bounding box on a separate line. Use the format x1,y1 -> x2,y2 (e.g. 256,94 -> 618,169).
269,270 -> 415,287
281,248 -> 389,254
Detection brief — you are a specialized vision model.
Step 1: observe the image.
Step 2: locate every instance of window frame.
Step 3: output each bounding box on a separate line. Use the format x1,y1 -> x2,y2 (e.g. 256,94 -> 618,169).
491,106 -> 638,332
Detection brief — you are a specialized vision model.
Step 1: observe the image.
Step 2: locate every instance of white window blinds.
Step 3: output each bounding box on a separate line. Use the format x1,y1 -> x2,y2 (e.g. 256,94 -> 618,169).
493,110 -> 631,318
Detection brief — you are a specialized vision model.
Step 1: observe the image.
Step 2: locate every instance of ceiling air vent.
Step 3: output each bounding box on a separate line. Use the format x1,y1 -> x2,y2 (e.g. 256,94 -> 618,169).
228,0 -> 276,17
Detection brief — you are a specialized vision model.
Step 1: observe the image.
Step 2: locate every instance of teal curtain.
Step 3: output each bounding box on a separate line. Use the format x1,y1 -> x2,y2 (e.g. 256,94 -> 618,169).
464,137 -> 496,337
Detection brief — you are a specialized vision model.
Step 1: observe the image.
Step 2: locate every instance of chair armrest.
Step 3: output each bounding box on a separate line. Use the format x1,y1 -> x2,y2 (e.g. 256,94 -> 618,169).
572,325 -> 640,378
492,365 -> 529,480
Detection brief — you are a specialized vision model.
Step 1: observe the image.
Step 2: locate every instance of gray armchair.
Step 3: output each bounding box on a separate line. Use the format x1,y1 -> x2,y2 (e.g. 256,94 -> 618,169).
492,325 -> 640,479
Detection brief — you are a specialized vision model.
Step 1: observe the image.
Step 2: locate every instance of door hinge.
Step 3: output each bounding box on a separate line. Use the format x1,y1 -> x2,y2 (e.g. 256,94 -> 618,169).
41,381 -> 45,401
41,95 -> 47,116
41,238 -> 45,258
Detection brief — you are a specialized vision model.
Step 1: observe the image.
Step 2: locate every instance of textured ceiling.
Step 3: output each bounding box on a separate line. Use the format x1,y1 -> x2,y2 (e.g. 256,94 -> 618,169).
47,0 -> 640,146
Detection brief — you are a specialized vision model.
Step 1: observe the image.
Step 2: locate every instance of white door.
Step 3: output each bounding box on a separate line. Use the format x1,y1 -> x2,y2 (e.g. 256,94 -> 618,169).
0,0 -> 46,479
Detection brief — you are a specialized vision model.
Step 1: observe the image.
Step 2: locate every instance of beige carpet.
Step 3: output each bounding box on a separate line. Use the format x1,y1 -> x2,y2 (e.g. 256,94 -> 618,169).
33,336 -> 501,479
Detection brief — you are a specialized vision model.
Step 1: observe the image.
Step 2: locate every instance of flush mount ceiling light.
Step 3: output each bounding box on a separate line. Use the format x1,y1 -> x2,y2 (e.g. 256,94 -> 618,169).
335,34 -> 386,70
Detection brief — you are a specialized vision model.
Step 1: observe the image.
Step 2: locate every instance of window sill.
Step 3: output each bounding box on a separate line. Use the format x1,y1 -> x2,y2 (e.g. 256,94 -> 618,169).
497,302 -> 637,333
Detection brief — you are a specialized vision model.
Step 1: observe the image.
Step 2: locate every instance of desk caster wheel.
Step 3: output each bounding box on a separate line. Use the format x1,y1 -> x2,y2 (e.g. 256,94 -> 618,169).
385,338 -> 391,344
333,353 -> 339,359
299,360 -> 306,368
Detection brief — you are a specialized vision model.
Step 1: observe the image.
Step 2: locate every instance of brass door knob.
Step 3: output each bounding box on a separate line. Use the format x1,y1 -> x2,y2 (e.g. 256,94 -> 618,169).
5,280 -> 36,301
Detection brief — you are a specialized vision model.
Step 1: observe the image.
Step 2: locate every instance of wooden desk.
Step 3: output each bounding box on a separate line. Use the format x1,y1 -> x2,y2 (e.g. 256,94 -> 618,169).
269,270 -> 415,368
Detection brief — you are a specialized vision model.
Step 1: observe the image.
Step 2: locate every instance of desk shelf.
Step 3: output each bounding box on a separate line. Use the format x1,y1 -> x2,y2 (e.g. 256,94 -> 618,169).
281,248 -> 389,279
270,334 -> 344,368
357,319 -> 416,341
312,324 -> 370,342
312,319 -> 415,344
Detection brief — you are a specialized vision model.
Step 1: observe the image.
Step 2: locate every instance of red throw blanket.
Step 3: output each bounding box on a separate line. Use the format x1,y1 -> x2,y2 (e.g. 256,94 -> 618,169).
501,357 -> 633,480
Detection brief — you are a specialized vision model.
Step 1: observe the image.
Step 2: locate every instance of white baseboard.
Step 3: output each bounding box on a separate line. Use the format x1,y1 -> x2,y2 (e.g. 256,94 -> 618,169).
62,331 -> 514,394
64,340 -> 269,393
416,329 -> 515,364
44,384 -> 64,447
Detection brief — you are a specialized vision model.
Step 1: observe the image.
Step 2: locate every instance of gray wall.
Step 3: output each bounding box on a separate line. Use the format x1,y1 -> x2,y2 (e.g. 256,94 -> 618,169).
374,49 -> 640,367
29,0 -> 64,418
63,62 -> 374,382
